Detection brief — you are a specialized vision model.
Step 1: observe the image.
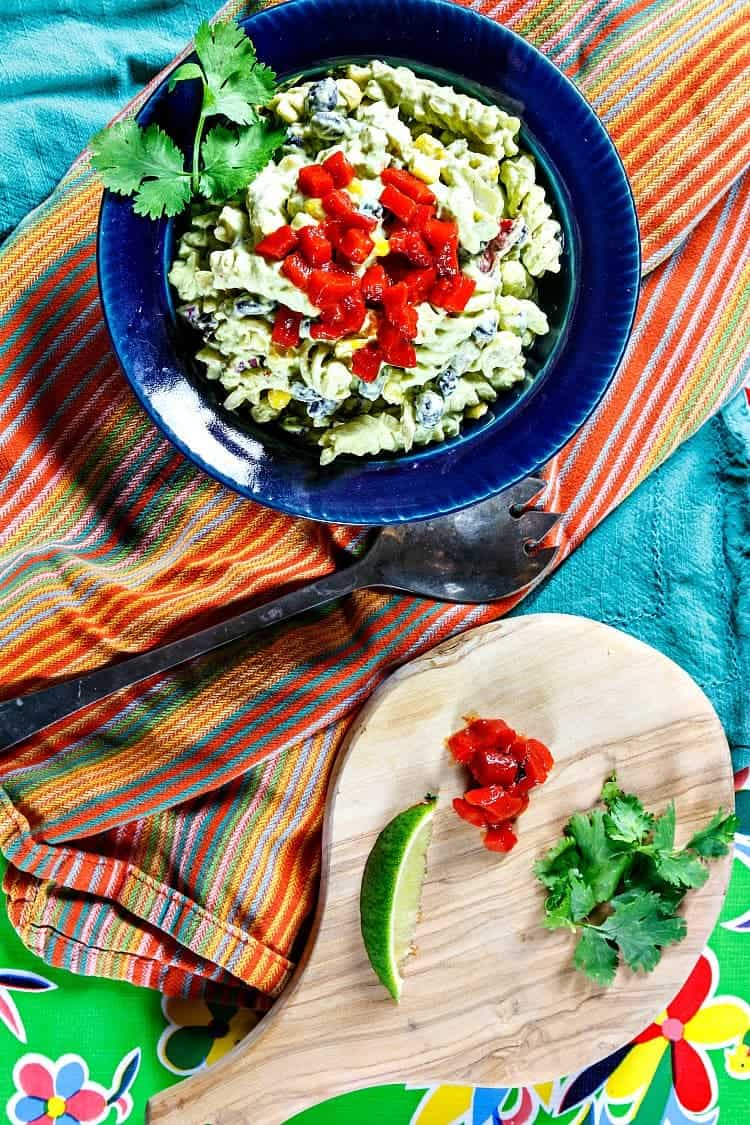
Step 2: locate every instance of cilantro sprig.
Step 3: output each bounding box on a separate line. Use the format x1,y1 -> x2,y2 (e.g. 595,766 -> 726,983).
535,776 -> 736,986
90,19 -> 285,219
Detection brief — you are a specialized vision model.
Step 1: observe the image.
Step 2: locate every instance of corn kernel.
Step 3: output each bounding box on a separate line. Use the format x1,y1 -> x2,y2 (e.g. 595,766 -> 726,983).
304,199 -> 326,220
348,178 -> 364,195
374,239 -> 390,256
466,403 -> 489,420
268,389 -> 292,410
410,154 -> 440,184
414,133 -> 444,159
487,164 -> 500,181
274,101 -> 299,124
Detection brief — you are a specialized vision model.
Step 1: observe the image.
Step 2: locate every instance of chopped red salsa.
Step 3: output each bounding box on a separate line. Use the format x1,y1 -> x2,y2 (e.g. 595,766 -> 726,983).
447,717 -> 554,852
253,164 -> 480,367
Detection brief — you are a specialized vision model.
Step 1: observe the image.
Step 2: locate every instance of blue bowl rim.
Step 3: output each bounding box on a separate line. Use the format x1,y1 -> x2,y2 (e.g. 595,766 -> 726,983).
97,0 -> 641,525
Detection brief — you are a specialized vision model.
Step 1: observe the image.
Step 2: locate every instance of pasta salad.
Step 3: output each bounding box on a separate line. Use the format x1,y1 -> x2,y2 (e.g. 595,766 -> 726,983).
168,60 -> 563,464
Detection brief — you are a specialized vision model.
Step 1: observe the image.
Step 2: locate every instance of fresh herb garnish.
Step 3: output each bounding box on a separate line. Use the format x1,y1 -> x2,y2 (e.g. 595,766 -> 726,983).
91,19 -> 285,219
535,776 -> 736,987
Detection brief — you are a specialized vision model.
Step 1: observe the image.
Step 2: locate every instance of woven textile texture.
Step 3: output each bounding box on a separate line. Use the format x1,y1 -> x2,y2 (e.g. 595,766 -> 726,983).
0,0 -> 748,1001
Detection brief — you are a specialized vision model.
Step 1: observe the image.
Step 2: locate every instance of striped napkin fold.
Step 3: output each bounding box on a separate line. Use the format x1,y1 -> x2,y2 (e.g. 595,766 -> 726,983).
0,0 -> 748,1002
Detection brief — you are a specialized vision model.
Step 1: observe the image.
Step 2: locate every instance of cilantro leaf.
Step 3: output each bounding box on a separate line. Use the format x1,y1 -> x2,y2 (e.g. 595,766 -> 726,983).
622,856 -> 688,913
570,874 -> 597,923
533,836 -> 581,890
687,810 -> 738,858
652,801 -> 676,852
574,928 -> 618,986
654,849 -> 709,889
168,62 -> 204,91
194,19 -> 276,125
601,774 -> 623,807
567,810 -> 631,904
199,121 -> 286,200
605,792 -> 654,845
90,120 -> 191,218
598,891 -> 686,972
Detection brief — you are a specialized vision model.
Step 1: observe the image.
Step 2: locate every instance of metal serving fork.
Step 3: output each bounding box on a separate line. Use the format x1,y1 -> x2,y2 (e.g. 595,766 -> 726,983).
0,477 -> 560,752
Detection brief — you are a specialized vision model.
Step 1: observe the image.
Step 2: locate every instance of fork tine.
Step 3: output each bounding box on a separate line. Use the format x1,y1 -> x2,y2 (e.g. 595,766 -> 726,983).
507,475 -> 548,508
518,509 -> 562,539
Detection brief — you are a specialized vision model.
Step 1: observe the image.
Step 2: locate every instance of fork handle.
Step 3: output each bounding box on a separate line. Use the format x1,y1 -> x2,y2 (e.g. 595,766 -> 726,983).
0,559 -> 371,753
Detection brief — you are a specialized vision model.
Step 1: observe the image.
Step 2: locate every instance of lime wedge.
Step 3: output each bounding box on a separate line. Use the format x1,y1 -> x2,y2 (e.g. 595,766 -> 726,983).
359,797 -> 437,1001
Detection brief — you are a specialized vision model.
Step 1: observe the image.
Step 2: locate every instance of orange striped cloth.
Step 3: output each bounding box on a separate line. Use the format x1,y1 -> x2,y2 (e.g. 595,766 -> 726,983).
0,0 -> 748,1000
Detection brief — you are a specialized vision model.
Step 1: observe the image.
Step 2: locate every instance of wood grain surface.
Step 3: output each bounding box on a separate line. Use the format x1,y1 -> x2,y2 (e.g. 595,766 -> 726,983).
148,614 -> 734,1125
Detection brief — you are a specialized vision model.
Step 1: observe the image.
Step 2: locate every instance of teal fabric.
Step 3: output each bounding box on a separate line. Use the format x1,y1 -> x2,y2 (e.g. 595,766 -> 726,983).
1,0 -> 748,768
0,0 -> 211,242
521,393 -> 750,776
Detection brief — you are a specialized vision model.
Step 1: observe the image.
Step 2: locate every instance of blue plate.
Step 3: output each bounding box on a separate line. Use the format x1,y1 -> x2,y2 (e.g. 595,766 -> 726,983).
98,0 -> 640,525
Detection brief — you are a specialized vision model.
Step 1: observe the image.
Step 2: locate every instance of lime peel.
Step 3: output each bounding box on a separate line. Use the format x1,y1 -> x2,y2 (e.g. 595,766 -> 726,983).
360,797 -> 437,1001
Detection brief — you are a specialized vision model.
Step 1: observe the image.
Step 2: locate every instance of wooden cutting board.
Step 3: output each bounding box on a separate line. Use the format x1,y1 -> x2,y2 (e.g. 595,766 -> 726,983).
148,614 -> 734,1125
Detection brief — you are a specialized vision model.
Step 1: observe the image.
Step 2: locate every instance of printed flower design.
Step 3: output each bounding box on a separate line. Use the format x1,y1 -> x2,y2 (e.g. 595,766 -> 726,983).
721,832 -> 750,933
157,996 -> 259,1076
602,949 -> 746,1116
409,1082 -> 557,1125
557,949 -> 750,1116
7,1055 -> 109,1125
0,969 -> 56,1044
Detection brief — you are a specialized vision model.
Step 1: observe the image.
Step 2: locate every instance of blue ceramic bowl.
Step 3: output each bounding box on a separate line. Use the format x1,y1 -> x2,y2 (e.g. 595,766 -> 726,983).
98,0 -> 640,525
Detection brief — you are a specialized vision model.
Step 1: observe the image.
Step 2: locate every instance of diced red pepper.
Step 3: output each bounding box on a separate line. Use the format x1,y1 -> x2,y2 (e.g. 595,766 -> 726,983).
322,189 -> 377,230
352,343 -> 383,383
380,184 -> 418,224
526,738 -> 554,772
298,225 -> 333,267
340,291 -> 367,333
452,797 -> 488,829
337,227 -> 374,264
271,305 -> 303,348
424,217 -> 457,249
308,267 -> 359,307
382,283 -> 418,339
381,167 -> 436,205
464,784 -> 507,808
361,263 -> 388,304
298,164 -> 335,197
469,750 -> 518,788
311,293 -> 366,341
484,824 -> 518,853
429,273 -> 476,312
322,150 -> 355,187
523,738 -> 554,784
377,320 -> 417,368
509,735 -> 529,763
381,281 -> 408,315
424,218 -> 459,277
505,784 -> 531,813
388,229 -> 433,267
402,266 -> 438,303
466,718 -> 515,750
514,772 -> 537,794
254,225 -> 298,261
310,315 -> 347,340
281,251 -> 313,289
412,203 -> 436,232
447,728 -> 475,764
482,791 -> 526,822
